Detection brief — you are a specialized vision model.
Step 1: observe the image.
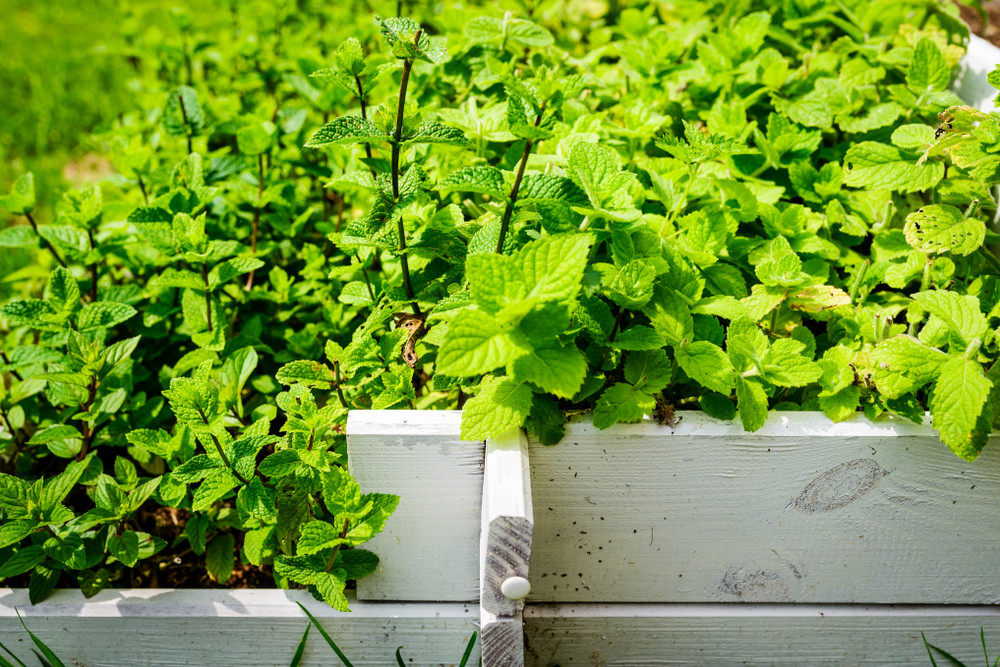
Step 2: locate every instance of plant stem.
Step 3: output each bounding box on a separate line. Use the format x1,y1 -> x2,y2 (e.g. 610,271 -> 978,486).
245,154 -> 265,291
357,253 -> 375,301
391,32 -> 420,201
391,31 -> 422,313
177,93 -> 193,154
77,377 -> 98,461
908,257 -> 934,336
979,247 -> 1000,274
324,518 -> 351,572
137,175 -> 149,204
354,73 -> 377,180
0,350 -> 23,382
25,212 -> 66,267
87,229 -> 98,302
598,306 -> 626,371
849,259 -> 869,308
496,104 -> 545,255
333,360 -> 348,408
202,263 -> 213,332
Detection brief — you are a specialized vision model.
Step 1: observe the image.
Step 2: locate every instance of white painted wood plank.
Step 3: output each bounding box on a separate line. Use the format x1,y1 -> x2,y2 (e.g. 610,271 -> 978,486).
527,412 -> 1000,603
481,429 -> 533,617
0,588 -> 478,666
524,604 -> 1000,665
347,410 -> 484,602
957,34 -> 1000,112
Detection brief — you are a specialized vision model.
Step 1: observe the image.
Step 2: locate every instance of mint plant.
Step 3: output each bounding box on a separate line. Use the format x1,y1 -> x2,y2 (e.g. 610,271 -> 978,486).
2,0 -> 1000,609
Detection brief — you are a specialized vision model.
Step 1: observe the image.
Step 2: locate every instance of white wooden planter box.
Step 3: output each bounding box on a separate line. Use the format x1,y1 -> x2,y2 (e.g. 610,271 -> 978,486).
3,34 -> 1000,667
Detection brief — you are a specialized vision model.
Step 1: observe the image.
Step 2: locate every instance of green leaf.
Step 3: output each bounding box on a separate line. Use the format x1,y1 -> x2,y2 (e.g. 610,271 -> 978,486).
0,173 -> 35,214
931,356 -> 992,461
460,376 -> 533,440
763,339 -> 822,387
593,382 -> 654,429
907,38 -> 950,93
0,520 -> 36,549
0,545 -> 45,579
911,291 -> 987,348
843,142 -> 944,193
623,350 -> 672,391
237,122 -> 275,155
871,335 -> 951,398
903,204 -> 985,256
191,469 -> 239,511
305,116 -> 388,148
511,343 -> 587,399
206,533 -> 236,583
77,302 -> 137,331
611,326 -> 666,351
675,342 -> 735,394
0,225 -> 38,248
439,166 -> 506,199
436,308 -> 530,376
297,520 -> 346,556
275,360 -> 337,388
403,121 -> 467,147
107,530 -> 140,567
736,376 -> 768,431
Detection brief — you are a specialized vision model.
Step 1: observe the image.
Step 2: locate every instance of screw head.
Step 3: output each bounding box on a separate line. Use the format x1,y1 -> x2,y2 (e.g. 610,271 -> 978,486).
500,576 -> 531,601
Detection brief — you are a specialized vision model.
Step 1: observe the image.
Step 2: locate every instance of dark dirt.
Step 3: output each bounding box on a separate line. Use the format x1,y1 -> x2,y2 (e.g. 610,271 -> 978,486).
957,1 -> 1000,46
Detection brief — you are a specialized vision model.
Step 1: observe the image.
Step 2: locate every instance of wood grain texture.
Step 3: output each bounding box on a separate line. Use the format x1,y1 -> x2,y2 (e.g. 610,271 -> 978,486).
528,412 -> 1000,603
0,589 -> 478,666
523,603 -> 1000,666
347,410 -> 484,602
481,429 -> 533,617
481,607 -> 525,667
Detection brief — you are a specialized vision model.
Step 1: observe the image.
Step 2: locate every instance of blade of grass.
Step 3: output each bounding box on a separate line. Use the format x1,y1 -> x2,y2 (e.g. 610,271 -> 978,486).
294,601 -> 353,667
395,647 -> 406,666
0,640 -> 27,667
289,623 -> 311,667
458,631 -> 478,667
14,610 -> 64,667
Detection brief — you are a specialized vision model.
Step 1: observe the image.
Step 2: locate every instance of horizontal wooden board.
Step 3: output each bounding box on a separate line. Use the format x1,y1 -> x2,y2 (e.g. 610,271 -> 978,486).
0,589 -> 478,666
524,603 -> 1000,665
347,410 -> 484,602
528,412 -> 1000,603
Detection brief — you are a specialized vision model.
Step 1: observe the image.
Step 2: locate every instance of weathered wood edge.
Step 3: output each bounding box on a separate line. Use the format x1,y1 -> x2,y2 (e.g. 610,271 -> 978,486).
480,429 -> 533,617
480,607 -> 524,667
523,603 -> 1000,665
0,589 -> 478,666
349,408 -> 1000,443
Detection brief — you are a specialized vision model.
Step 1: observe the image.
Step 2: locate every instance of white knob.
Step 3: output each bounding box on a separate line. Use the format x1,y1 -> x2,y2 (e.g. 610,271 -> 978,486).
501,576 -> 531,600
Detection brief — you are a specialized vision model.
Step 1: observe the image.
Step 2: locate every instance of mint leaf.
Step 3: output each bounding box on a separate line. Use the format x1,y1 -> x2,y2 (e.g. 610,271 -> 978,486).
675,341 -> 735,394
460,376 -> 533,440
931,357 -> 992,461
903,204 -> 985,256
843,142 -> 944,193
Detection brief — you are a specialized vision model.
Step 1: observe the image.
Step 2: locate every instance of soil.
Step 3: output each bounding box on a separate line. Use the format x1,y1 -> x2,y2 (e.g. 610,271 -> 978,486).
957,1 -> 1000,46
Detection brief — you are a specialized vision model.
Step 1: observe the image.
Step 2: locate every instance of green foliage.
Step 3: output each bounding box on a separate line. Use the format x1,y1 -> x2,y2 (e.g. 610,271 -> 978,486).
1,0 -> 999,613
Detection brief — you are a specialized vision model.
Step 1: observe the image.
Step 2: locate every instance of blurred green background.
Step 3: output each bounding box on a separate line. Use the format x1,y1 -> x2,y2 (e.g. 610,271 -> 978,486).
1,1 -> 138,291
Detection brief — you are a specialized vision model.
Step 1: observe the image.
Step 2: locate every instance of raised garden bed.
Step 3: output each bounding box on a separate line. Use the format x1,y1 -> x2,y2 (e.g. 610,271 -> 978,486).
4,6 -> 1000,667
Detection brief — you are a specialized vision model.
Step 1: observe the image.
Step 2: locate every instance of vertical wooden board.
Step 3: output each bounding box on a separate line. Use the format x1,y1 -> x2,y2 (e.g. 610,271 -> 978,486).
347,411 -> 483,602
0,589 -> 478,666
481,608 -> 525,667
481,429 -> 533,617
523,604 -> 1000,666
527,412 -> 1000,603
